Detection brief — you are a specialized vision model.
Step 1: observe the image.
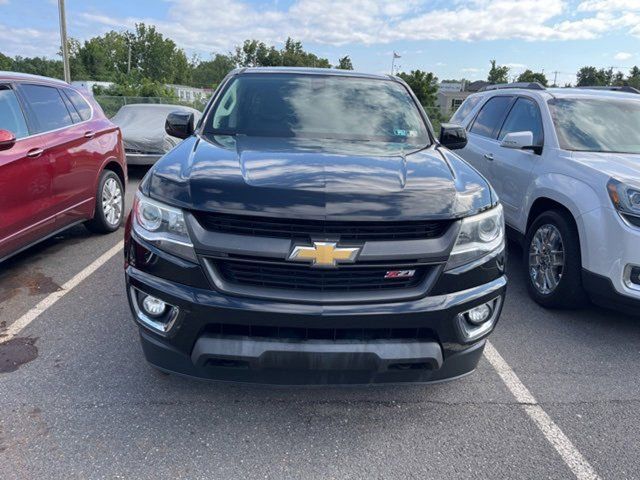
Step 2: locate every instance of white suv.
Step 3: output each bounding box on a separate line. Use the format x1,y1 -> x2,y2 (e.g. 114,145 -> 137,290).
451,84 -> 640,313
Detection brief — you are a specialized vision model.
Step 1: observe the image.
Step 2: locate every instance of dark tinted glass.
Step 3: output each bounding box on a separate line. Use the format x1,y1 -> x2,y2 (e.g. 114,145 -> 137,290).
208,74 -> 430,150
60,90 -> 81,123
19,84 -> 73,133
470,96 -> 513,139
450,95 -> 482,125
499,98 -> 543,146
64,88 -> 92,121
0,87 -> 29,139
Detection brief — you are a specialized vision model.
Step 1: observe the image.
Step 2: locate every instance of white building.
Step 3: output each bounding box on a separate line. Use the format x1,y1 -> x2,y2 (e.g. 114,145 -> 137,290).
71,80 -> 114,96
166,84 -> 212,103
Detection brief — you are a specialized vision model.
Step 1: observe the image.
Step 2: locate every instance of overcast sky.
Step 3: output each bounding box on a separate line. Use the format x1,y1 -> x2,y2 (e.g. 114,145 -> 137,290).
1,0 -> 640,85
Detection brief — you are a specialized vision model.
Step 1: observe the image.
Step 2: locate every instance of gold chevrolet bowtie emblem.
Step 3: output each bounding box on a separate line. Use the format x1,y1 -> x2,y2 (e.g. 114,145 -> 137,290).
288,241 -> 360,268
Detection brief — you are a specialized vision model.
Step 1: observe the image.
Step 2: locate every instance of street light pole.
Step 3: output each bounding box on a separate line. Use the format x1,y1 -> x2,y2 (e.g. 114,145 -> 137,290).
58,0 -> 71,83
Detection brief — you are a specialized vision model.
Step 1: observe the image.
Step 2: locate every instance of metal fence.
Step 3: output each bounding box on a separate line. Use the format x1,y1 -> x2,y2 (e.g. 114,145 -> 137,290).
94,96 -> 209,118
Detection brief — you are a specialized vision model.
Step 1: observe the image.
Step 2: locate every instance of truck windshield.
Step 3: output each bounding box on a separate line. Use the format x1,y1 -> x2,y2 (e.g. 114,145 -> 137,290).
205,73 -> 430,150
549,97 -> 640,154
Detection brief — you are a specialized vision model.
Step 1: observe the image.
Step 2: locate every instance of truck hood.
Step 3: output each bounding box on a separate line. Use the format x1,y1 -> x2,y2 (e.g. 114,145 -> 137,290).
146,135 -> 493,221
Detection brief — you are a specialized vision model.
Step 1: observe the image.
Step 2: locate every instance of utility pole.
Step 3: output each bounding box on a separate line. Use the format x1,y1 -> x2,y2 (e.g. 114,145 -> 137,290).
552,71 -> 559,87
127,40 -> 132,74
58,0 -> 71,83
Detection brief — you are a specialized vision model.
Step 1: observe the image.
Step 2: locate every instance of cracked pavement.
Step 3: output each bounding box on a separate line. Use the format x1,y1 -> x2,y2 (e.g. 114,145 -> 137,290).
1,168 -> 639,479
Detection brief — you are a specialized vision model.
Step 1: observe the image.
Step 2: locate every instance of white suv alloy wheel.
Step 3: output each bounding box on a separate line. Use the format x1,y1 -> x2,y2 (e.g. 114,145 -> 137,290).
529,224 -> 565,295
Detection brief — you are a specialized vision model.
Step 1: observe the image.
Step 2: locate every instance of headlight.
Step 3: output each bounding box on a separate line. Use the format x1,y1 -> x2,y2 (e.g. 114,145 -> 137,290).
132,191 -> 197,262
608,179 -> 640,227
445,204 -> 505,271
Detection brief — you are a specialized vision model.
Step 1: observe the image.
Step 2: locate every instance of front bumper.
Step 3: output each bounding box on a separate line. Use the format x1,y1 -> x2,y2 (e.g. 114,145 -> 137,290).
125,246 -> 506,384
578,206 -> 640,309
125,152 -> 163,166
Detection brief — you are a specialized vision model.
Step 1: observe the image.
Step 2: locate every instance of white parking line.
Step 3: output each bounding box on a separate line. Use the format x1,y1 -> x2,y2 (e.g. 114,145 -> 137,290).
0,242 -> 123,343
484,341 -> 600,480
0,240 -> 603,480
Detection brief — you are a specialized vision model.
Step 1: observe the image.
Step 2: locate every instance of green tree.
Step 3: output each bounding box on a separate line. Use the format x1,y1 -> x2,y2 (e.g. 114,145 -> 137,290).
192,53 -> 236,88
281,38 -> 331,67
336,55 -> 353,70
75,24 -> 190,84
94,72 -> 177,98
397,70 -> 439,110
77,31 -> 130,81
11,56 -> 62,78
488,60 -> 510,84
611,70 -> 626,86
233,39 -> 278,67
628,66 -> 640,89
0,52 -> 12,71
129,23 -> 190,84
233,38 -> 331,68
516,69 -> 548,86
576,66 -> 613,86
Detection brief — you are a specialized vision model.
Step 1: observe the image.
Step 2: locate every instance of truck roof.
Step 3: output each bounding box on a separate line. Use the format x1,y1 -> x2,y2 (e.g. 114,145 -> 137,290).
237,66 -> 394,81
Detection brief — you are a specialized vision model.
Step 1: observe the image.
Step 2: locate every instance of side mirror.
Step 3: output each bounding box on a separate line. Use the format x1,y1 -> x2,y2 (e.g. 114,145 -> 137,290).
500,131 -> 540,153
439,123 -> 467,150
165,112 -> 195,139
0,129 -> 16,151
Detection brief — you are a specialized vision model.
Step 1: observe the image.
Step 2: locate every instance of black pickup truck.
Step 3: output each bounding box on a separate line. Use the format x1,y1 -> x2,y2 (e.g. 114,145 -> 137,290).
124,67 -> 506,385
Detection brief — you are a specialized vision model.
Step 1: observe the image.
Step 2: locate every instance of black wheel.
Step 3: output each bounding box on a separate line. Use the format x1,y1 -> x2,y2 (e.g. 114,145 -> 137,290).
85,170 -> 124,233
524,209 -> 587,309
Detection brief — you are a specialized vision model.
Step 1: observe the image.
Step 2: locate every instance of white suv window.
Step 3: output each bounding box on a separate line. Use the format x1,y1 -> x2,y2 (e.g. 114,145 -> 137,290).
450,95 -> 482,125
499,97 -> 544,146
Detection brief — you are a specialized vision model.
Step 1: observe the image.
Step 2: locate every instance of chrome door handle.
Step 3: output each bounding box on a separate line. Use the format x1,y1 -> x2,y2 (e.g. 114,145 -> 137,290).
26,148 -> 44,158
84,131 -> 95,139
483,153 -> 494,161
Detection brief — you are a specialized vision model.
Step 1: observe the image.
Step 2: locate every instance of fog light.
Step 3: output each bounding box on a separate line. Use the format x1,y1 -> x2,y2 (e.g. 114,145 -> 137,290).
142,295 -> 166,317
457,297 -> 502,342
466,303 -> 492,325
631,267 -> 640,286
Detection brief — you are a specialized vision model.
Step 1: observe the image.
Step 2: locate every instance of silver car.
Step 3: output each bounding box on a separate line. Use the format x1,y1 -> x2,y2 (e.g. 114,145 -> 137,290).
112,104 -> 201,165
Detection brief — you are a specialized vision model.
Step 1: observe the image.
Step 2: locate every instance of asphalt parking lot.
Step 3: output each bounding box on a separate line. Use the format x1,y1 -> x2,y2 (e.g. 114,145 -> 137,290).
1,167 -> 639,480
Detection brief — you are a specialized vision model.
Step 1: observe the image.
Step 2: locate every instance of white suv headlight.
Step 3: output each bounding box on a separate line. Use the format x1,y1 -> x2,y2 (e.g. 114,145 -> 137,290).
608,179 -> 640,227
445,204 -> 505,271
132,191 -> 197,262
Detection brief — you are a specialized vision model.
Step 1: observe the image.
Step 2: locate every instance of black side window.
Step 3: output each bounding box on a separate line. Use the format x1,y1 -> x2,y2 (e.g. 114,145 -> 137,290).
499,97 -> 544,146
64,88 -> 92,121
0,86 -> 29,139
450,95 -> 482,125
18,84 -> 73,133
470,96 -> 513,139
60,89 -> 81,123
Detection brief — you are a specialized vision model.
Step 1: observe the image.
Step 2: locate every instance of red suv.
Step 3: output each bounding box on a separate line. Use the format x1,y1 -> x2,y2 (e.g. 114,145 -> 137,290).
0,72 -> 127,262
